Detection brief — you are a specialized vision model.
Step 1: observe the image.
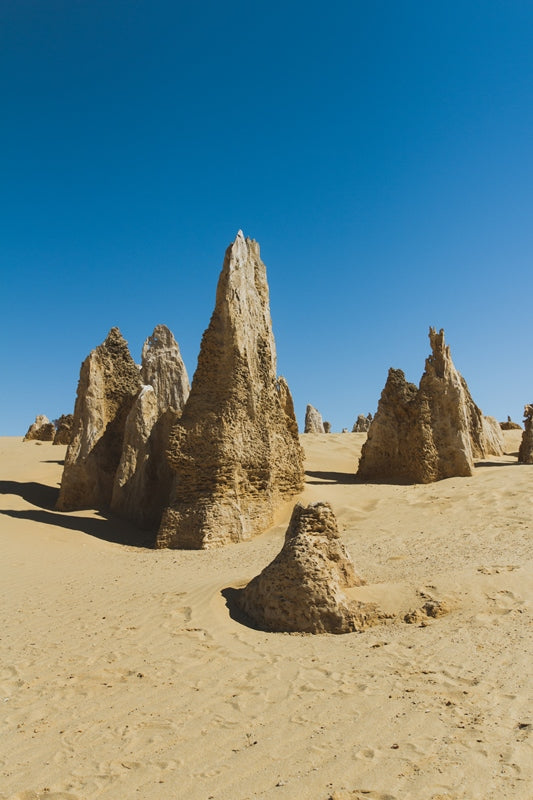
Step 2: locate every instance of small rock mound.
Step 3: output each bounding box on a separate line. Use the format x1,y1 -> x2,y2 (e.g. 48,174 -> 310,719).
500,416 -> 522,430
236,502 -> 380,634
323,421 -> 331,433
305,404 -> 325,433
23,415 -> 55,442
518,405 -> 533,463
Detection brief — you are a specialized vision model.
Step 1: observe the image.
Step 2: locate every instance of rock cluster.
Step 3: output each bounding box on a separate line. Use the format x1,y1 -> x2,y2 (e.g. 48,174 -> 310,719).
357,328 -> 504,483
518,405 -> 533,463
352,413 -> 373,433
53,414 -> 74,445
111,325 -> 189,529
23,415 -> 56,442
57,328 -> 143,510
236,502 -> 379,634
157,231 -> 304,549
304,404 -> 325,433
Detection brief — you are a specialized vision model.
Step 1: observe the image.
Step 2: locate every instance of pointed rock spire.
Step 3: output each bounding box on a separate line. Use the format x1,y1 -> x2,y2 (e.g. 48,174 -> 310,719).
304,404 -> 325,433
141,324 -> 189,414
156,232 -> 304,549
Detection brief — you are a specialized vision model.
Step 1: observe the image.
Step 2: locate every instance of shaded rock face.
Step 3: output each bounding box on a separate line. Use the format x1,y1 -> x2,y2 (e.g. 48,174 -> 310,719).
500,416 -> 522,431
53,414 -> 74,445
110,325 -> 190,529
352,413 -> 373,433
236,502 -> 378,634
323,421 -> 331,433
304,404 -> 325,433
141,324 -> 190,414
157,231 -> 304,549
23,415 -> 55,442
518,405 -> 533,464
357,328 -> 503,484
57,328 -> 142,510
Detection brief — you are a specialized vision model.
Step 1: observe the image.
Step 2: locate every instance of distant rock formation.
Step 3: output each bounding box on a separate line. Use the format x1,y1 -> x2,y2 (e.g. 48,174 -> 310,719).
236,502 -> 379,634
323,421 -> 331,433
352,413 -> 373,433
157,231 -> 304,549
53,414 -> 74,445
23,415 -> 55,442
357,328 -> 504,483
56,328 -> 142,510
276,376 -> 300,441
111,325 -> 189,529
304,404 -> 325,433
518,405 -> 533,464
500,416 -> 522,430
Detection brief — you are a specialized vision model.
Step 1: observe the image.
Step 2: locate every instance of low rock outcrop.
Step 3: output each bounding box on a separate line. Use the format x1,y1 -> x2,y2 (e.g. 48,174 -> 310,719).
518,405 -> 533,463
156,231 -> 304,549
111,325 -> 189,529
357,328 -> 503,483
236,502 -> 379,634
500,416 -> 522,430
53,414 -> 74,445
23,415 -> 55,442
352,413 -> 373,433
304,404 -> 325,433
56,328 -> 142,510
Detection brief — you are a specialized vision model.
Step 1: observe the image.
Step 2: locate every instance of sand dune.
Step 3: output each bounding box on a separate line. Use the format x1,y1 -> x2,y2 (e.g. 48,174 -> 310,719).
0,431 -> 531,800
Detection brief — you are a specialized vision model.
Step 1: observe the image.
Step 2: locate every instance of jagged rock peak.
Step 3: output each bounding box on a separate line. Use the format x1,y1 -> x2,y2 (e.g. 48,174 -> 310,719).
304,404 -> 325,433
357,327 -> 503,484
352,413 -> 373,433
56,327 -> 142,511
518,404 -> 533,463
23,415 -> 55,442
53,414 -> 74,445
141,324 -> 189,414
156,232 -> 304,549
235,502 -> 380,634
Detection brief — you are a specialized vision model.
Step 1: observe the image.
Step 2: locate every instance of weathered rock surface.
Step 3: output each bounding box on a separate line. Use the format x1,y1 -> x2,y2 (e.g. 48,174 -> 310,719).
56,328 -> 142,510
304,404 -> 325,433
276,376 -> 300,441
357,328 -> 503,483
157,231 -> 304,549
518,405 -> 533,463
236,502 -> 379,634
23,415 -> 55,442
352,413 -> 373,433
53,414 -> 74,445
140,324 -> 190,414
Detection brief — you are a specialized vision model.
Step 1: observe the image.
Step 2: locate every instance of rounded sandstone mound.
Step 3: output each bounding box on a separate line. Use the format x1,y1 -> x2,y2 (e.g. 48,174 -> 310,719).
235,502 -> 380,634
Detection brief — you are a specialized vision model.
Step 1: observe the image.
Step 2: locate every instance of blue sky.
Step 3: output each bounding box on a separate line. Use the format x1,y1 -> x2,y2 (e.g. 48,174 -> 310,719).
1,1 -> 532,434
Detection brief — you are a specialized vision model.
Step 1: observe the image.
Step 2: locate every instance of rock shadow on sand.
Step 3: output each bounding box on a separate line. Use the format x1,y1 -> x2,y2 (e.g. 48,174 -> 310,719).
0,479 -> 59,510
0,505 -> 153,548
221,587 -> 266,631
305,470 -> 358,485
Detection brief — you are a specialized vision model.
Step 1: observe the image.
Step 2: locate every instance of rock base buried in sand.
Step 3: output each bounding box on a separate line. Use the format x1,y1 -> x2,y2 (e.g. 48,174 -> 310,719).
236,502 -> 381,634
23,415 -> 55,442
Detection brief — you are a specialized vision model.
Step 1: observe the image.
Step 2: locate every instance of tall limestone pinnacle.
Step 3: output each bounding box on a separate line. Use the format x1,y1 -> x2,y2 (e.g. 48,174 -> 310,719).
156,231 -> 304,549
140,324 -> 190,414
56,327 -> 142,510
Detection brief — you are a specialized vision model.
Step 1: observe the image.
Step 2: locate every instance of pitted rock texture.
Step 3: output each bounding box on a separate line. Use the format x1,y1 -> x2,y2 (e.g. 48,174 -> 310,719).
518,405 -> 533,463
23,415 -> 55,442
111,386 -> 178,529
141,324 -> 189,414
304,404 -> 325,433
236,502 -> 379,634
352,414 -> 373,433
357,328 -> 503,483
157,231 -> 304,549
56,328 -> 142,510
53,414 -> 74,445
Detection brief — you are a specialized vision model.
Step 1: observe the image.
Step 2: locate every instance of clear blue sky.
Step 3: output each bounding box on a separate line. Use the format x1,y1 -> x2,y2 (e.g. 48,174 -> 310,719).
1,1 -> 532,435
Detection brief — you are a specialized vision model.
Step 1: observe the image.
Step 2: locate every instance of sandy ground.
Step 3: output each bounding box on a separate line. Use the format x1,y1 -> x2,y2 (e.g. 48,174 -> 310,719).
0,431 -> 531,800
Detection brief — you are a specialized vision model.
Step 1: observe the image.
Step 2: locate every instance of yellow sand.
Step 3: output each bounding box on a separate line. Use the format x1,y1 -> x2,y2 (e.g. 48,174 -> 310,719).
0,431 -> 531,800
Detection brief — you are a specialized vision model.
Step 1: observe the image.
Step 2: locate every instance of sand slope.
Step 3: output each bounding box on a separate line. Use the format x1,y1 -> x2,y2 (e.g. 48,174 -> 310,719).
0,432 -> 531,800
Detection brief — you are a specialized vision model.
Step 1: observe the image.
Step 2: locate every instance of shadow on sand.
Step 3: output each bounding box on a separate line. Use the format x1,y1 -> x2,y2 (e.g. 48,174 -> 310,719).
221,587 -> 265,631
474,459 -> 519,468
0,479 -> 153,548
305,470 -> 357,485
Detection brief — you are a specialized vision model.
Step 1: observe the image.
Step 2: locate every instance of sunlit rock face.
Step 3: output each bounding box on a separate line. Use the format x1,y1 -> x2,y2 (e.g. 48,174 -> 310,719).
56,328 -> 142,510
157,231 -> 304,549
357,328 -> 504,484
24,415 -> 55,442
304,404 -> 325,433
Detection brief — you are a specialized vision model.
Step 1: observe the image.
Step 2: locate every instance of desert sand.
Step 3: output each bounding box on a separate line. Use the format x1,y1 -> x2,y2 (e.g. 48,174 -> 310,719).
0,430 -> 531,800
